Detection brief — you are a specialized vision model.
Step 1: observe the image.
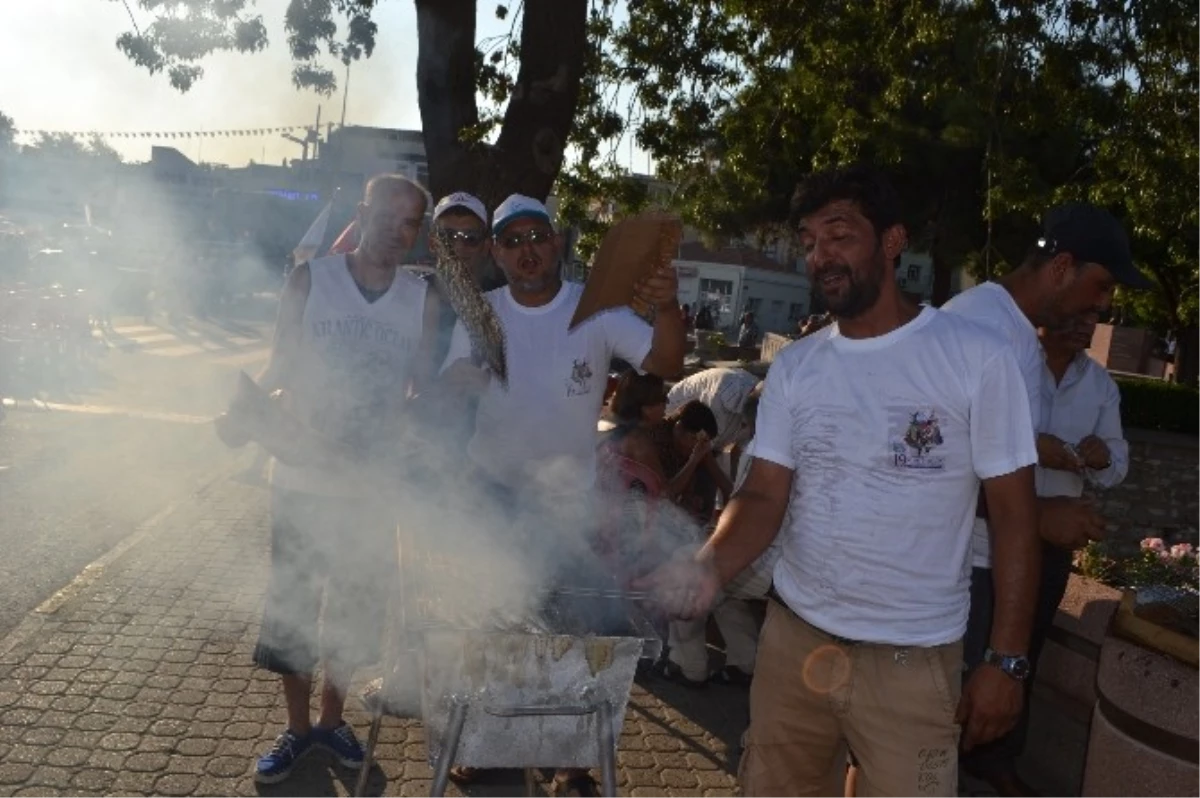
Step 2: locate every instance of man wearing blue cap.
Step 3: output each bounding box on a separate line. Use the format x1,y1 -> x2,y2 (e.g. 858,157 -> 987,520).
944,201 -> 1151,795
439,192 -> 685,791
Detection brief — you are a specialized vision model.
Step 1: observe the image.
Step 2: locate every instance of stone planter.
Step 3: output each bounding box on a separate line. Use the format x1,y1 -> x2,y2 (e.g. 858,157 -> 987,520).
1020,575 -> 1122,795
1038,575 -> 1122,708
1081,592 -> 1199,797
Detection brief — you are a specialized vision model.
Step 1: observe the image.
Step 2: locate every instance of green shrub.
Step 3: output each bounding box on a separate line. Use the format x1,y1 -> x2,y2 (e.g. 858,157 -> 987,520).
1115,376 -> 1198,434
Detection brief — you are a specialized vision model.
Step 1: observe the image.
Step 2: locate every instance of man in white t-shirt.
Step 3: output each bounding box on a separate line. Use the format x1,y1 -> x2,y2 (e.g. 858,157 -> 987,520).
943,203 -> 1149,793
638,166 -> 1041,796
442,194 -> 685,499
439,193 -> 685,792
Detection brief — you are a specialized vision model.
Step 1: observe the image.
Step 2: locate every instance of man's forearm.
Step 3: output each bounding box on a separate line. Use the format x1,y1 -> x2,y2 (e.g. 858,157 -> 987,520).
988,501 -> 1041,654
697,489 -> 786,586
646,303 -> 686,378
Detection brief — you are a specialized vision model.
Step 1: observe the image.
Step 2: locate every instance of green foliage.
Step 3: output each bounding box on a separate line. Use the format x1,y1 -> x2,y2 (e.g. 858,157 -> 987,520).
1076,538 -> 1198,592
0,112 -> 14,152
1115,376 -> 1199,434
112,0 -> 374,94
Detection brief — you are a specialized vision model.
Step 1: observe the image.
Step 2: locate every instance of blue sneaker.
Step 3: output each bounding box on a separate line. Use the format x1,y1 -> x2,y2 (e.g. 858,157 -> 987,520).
313,722 -> 365,769
255,729 -> 313,784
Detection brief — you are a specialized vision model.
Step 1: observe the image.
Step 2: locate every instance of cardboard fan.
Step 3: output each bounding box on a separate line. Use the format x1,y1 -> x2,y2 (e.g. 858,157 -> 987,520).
569,210 -> 683,330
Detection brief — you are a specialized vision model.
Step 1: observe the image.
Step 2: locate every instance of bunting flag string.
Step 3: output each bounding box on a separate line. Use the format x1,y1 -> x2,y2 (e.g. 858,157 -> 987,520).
13,125 -> 316,140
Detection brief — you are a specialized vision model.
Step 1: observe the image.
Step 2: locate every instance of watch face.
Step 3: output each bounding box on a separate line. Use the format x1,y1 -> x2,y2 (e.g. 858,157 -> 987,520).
1007,657 -> 1031,680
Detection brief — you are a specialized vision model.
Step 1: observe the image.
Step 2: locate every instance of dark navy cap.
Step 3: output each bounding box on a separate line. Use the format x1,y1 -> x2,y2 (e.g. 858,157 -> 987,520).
1039,203 -> 1151,289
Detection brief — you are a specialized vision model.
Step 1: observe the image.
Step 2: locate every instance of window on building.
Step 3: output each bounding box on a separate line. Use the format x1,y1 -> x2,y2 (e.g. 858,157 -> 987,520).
788,302 -> 804,321
699,278 -> 734,296
745,297 -> 763,314
907,263 -> 921,281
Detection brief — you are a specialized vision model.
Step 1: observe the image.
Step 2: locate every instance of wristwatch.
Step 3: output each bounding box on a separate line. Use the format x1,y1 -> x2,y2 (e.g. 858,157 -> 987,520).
983,648 -> 1032,681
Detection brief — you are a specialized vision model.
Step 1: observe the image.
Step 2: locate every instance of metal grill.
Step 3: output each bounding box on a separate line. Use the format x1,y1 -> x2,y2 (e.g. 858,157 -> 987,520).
355,528 -> 662,797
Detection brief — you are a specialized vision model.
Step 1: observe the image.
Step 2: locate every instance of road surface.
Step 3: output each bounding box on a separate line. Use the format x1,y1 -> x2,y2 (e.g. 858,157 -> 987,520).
0,306 -> 274,638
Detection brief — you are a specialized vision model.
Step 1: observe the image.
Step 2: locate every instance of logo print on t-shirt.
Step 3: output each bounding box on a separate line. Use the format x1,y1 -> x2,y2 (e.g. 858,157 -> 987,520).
891,409 -> 945,469
567,358 -> 593,397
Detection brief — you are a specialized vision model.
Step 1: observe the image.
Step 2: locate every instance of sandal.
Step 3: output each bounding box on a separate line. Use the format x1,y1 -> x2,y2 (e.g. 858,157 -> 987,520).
552,768 -> 600,797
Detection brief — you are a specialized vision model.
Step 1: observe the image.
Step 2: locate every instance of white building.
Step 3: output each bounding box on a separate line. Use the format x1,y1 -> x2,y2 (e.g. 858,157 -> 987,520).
321,126 -> 427,193
675,261 -> 811,335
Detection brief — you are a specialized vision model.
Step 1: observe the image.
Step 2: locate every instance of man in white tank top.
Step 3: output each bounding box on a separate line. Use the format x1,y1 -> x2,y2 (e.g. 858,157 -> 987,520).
249,174 -> 441,785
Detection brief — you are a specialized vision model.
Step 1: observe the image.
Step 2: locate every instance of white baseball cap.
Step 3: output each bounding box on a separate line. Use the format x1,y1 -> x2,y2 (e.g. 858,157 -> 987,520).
432,192 -> 488,225
492,194 -> 552,236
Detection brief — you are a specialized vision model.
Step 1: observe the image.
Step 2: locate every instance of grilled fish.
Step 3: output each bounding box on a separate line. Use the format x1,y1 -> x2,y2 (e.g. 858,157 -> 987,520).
431,228 -> 508,386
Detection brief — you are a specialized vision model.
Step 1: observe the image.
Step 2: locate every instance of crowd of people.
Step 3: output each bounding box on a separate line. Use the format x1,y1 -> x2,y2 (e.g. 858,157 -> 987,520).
238,164 -> 1139,797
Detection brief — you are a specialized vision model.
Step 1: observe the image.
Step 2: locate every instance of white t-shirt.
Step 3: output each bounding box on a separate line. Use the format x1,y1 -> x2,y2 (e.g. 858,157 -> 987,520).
271,255 -> 428,497
441,281 -> 654,491
942,282 -> 1044,568
751,307 -> 1036,646
666,367 -> 759,450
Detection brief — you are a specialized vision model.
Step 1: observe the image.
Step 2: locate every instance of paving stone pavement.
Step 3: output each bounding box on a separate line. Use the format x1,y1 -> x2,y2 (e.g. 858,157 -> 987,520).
0,474 -> 748,797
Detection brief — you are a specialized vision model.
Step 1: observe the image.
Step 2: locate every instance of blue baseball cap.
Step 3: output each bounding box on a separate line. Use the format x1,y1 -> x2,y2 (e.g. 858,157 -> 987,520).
492,194 -> 553,236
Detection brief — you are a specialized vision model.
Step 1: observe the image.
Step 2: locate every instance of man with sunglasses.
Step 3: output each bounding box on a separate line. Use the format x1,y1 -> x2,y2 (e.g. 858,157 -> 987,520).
426,192 -> 505,363
943,202 -> 1151,795
439,193 -> 685,792
443,194 -> 685,500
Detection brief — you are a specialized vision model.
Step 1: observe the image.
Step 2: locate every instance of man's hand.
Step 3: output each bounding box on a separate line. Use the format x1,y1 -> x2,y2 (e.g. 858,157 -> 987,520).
440,360 -> 491,396
690,431 -> 713,464
1077,435 -> 1112,470
1039,496 -> 1106,551
1037,434 -> 1083,473
956,665 -> 1023,750
631,551 -> 720,620
634,264 -> 680,310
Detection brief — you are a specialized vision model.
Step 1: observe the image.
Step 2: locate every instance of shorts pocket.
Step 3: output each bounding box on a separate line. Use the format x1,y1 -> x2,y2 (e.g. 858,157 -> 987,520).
923,642 -> 963,720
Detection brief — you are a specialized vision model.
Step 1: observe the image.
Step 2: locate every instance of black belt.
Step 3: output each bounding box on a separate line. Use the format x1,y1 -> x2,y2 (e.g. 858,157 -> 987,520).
766,585 -> 864,647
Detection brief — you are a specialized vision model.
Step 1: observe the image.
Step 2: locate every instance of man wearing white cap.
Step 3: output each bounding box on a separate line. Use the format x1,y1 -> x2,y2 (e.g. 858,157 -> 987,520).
440,191 -> 685,792
426,192 -> 503,365
443,193 -> 686,498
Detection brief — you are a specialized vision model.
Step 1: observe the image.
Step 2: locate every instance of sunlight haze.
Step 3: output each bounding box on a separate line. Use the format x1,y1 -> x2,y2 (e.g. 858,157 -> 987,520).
0,0 -> 502,166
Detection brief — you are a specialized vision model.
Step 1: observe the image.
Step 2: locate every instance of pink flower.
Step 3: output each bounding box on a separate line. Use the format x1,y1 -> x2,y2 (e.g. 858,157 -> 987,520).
1141,537 -> 1166,552
1169,543 -> 1195,560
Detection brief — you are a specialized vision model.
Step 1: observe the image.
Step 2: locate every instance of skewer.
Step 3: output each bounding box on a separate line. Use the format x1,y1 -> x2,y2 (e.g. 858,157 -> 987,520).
548,587 -> 651,602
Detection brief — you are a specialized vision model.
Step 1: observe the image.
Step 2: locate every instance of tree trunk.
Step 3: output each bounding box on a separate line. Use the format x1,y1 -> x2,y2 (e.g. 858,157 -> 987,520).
415,0 -> 483,200
415,0 -> 588,213
1174,325 -> 1198,386
930,251 -> 954,306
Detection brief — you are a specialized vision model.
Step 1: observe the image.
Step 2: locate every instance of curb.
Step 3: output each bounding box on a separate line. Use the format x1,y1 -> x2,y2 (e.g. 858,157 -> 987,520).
0,457 -> 247,660
0,396 -> 212,425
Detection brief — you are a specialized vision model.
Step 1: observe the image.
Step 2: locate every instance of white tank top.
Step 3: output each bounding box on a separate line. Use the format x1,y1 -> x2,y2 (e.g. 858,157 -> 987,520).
270,254 -> 427,497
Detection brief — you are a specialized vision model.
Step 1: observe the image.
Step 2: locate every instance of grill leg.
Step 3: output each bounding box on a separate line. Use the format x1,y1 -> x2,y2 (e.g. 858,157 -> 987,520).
430,702 -> 468,798
353,708 -> 385,798
596,701 -> 617,797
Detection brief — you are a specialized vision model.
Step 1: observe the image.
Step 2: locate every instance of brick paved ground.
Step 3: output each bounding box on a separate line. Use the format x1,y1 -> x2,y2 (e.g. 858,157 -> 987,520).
0,473 -> 747,797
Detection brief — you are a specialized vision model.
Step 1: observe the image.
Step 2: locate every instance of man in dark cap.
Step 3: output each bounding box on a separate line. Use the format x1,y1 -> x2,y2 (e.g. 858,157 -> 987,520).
944,202 -> 1150,795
